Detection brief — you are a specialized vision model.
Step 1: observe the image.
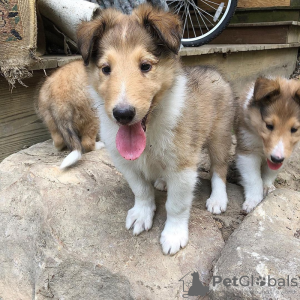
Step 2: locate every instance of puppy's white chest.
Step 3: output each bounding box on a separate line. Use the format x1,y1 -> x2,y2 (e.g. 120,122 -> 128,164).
136,136 -> 175,180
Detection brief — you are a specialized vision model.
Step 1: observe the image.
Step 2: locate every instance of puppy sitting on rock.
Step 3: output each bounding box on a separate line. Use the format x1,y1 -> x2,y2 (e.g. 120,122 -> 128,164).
75,4 -> 235,255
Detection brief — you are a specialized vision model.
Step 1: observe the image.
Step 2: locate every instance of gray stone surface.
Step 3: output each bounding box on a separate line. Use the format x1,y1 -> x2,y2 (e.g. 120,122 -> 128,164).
0,140 -> 241,300
275,143 -> 300,192
209,189 -> 300,300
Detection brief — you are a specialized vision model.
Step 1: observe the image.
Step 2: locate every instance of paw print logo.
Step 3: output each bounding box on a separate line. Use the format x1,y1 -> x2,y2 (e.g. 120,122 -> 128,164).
256,276 -> 266,286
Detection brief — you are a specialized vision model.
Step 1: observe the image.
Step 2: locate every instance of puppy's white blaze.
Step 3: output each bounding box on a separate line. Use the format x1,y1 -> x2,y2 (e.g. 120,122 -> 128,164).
122,24 -> 128,40
244,85 -> 254,110
116,82 -> 127,106
271,139 -> 284,158
60,150 -> 82,169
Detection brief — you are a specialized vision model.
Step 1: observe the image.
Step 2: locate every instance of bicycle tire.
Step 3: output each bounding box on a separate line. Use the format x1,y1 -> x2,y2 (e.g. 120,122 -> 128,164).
168,0 -> 238,47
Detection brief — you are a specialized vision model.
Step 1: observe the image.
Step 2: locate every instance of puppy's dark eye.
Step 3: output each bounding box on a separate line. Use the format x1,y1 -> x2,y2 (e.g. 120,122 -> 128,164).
291,127 -> 298,133
266,124 -> 274,131
140,63 -> 152,73
102,65 -> 111,75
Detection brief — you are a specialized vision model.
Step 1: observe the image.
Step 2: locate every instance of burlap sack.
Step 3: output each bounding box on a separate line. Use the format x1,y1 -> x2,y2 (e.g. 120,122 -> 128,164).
0,0 -> 37,87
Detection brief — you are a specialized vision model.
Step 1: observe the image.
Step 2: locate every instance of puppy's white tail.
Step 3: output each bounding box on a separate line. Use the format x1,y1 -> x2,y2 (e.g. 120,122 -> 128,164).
60,150 -> 82,169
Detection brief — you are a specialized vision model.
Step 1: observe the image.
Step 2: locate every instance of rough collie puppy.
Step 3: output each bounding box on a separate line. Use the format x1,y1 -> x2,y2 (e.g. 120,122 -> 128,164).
77,4 -> 235,255
236,77 -> 300,213
36,60 -> 104,169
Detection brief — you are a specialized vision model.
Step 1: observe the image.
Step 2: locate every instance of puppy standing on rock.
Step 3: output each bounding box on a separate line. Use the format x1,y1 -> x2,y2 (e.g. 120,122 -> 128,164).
77,4 -> 235,255
36,60 -> 104,169
236,77 -> 300,213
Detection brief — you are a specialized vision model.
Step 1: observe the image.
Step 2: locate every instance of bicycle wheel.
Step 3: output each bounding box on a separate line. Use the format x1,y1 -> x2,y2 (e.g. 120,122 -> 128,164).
166,0 -> 238,47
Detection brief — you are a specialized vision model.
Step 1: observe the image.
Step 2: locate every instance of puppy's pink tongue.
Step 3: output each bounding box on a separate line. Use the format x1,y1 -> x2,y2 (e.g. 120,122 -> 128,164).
116,122 -> 146,160
267,159 -> 282,170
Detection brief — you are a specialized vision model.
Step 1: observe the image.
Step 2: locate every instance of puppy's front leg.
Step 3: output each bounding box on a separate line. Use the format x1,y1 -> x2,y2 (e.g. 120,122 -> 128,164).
160,169 -> 198,255
122,169 -> 156,235
236,153 -> 263,213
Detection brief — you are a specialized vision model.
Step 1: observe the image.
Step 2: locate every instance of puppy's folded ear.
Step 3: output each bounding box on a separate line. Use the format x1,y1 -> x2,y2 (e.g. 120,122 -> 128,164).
253,77 -> 280,103
76,9 -> 120,66
134,4 -> 182,55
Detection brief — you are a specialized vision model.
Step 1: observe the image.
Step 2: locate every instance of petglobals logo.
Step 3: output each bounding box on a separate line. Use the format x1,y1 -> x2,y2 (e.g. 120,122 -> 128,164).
212,275 -> 299,288
179,271 -> 209,298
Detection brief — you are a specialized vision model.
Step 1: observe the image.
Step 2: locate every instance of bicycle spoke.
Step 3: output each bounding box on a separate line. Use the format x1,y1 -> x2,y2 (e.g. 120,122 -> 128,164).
167,0 -> 180,5
182,3 -> 189,37
175,2 -> 184,14
172,1 -> 182,12
193,5 -> 203,35
198,0 -> 219,11
186,6 -> 190,38
187,6 -> 196,37
197,10 -> 209,32
201,0 -> 227,8
174,1 -> 185,12
188,0 -> 214,28
187,0 -> 215,19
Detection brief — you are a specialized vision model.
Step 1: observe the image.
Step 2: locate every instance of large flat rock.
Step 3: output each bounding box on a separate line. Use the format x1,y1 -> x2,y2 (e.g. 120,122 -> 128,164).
209,189 -> 300,300
0,140 -> 245,300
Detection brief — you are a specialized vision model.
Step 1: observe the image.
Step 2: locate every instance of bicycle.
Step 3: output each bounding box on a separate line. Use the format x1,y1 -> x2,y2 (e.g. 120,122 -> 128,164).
166,0 -> 238,47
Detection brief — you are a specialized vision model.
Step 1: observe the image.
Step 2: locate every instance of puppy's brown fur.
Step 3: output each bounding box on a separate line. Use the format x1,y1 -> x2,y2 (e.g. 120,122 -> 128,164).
77,5 -> 234,177
236,77 -> 300,159
173,67 -> 234,177
36,60 -> 101,168
75,4 -> 235,254
236,77 -> 300,212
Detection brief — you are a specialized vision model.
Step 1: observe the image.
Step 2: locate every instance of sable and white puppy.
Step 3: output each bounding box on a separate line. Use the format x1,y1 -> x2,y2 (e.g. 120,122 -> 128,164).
77,4 -> 235,255
236,77 -> 300,213
36,60 -> 104,169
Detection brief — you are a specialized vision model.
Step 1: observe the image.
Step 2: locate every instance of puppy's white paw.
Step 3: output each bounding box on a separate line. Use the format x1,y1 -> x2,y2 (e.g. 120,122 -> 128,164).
126,203 -> 156,235
206,197 -> 227,214
243,197 -> 263,213
95,141 -> 105,150
160,221 -> 188,255
263,184 -> 276,198
154,178 -> 167,192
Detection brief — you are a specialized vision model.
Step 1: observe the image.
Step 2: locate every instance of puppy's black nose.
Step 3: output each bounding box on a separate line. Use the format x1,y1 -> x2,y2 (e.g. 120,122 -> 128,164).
113,106 -> 136,125
270,155 -> 284,164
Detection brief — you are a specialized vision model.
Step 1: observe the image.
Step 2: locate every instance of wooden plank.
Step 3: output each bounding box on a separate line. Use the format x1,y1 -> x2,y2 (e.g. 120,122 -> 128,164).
209,26 -> 289,44
0,72 -> 50,162
195,0 -> 291,9
209,22 -> 300,44
228,21 -> 299,26
291,0 -> 300,5
231,9 -> 300,23
180,43 -> 300,57
29,55 -> 81,70
238,0 -> 290,8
